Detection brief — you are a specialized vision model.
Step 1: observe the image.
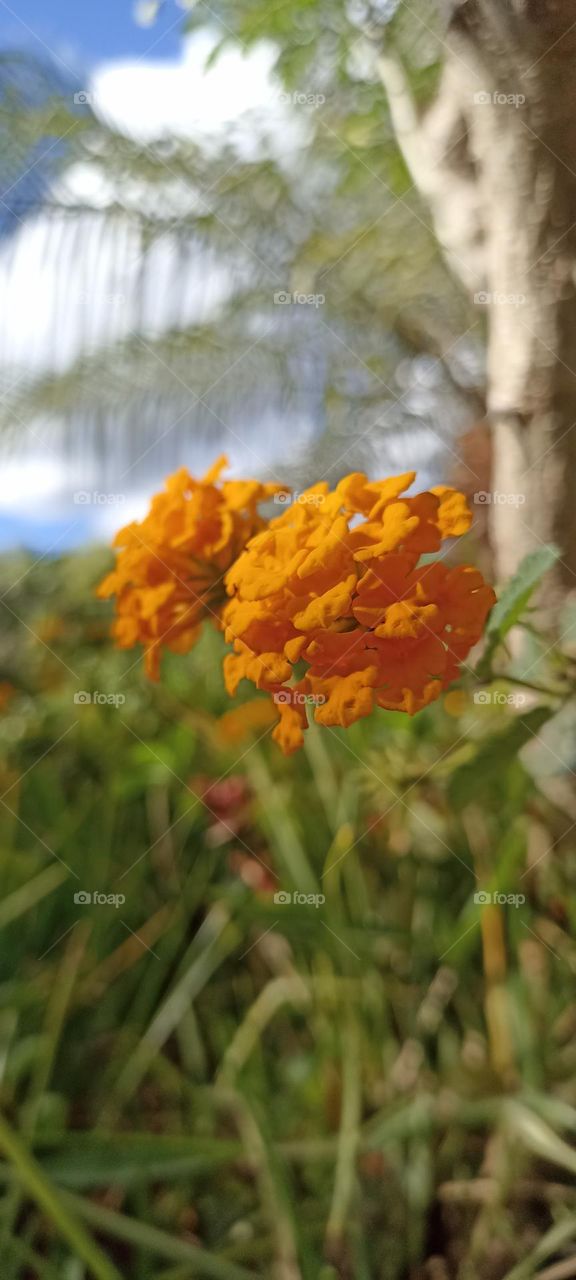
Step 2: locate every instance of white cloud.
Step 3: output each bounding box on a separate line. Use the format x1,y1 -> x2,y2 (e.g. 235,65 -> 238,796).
89,28 -> 304,155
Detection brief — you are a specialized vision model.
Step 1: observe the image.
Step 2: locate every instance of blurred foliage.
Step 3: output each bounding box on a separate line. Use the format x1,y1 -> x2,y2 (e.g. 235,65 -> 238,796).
0,2 -> 484,485
0,547 -> 575,1276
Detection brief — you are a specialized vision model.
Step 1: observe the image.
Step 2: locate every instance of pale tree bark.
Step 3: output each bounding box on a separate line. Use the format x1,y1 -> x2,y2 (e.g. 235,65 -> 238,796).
378,0 -> 576,606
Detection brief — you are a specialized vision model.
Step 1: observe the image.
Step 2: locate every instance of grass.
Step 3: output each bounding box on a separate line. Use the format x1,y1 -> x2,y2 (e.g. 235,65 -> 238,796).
0,547 -> 575,1278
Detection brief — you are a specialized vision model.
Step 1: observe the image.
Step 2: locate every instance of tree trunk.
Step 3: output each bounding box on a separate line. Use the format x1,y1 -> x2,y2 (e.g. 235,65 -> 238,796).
379,0 -> 576,604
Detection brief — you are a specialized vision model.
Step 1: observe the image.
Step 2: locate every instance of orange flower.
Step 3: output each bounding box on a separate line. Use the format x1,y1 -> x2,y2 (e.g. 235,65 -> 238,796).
97,456 -> 283,678
222,473 -> 495,753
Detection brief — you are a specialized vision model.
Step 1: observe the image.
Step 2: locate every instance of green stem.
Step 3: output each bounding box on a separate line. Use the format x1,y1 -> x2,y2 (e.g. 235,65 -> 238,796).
326,1009 -> 362,1250
480,674 -> 566,697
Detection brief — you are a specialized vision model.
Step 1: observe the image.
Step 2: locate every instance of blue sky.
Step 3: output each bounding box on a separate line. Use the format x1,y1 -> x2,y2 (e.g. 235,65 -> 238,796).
0,0 -> 183,69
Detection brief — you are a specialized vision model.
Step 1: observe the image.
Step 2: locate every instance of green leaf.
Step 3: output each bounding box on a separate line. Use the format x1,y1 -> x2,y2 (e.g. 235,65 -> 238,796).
448,706 -> 553,809
37,1135 -> 241,1189
478,545 -> 560,676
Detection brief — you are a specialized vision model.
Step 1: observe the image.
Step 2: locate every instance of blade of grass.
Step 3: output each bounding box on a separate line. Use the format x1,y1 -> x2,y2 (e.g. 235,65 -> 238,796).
245,751 -> 318,893
36,1134 -> 242,1189
218,1088 -> 303,1279
0,1109 -> 122,1280
3,920 -> 90,1276
501,1214 -> 576,1280
4,1234 -> 66,1280
325,1009 -> 362,1256
506,1102 -> 576,1177
59,1189 -> 257,1280
303,726 -> 341,831
0,864 -> 68,930
218,974 -> 310,1085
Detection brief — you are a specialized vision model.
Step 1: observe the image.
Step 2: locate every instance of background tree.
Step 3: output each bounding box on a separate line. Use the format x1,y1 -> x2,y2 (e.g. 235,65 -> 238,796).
177,0 -> 576,598
377,0 -> 576,604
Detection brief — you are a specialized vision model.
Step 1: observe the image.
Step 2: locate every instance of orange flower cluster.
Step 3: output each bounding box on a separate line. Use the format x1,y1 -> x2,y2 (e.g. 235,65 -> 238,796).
222,473 -> 496,754
97,456 -> 283,678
